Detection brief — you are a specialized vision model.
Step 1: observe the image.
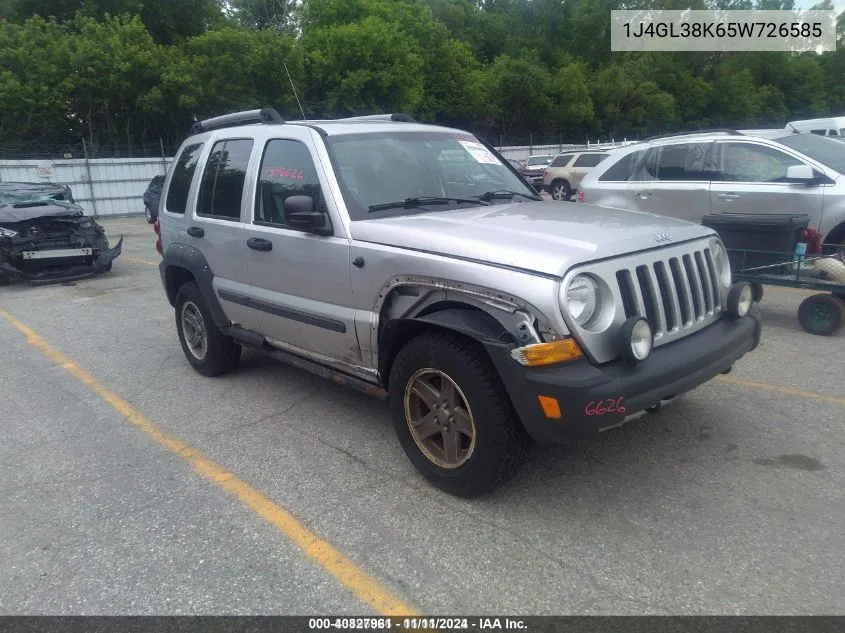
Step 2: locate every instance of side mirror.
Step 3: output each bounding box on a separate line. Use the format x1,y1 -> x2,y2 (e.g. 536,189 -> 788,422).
284,195 -> 331,235
785,165 -> 815,182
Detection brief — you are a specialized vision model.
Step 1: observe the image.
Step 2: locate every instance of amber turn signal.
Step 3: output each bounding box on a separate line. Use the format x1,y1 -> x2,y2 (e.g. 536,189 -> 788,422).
510,338 -> 584,367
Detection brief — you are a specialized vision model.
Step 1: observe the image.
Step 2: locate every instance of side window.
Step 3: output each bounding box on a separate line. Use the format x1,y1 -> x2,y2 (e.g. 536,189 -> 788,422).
654,143 -> 712,181
165,143 -> 204,214
550,155 -> 573,168
829,130 -> 839,137
196,139 -> 254,221
599,150 -> 646,182
810,129 -> 826,136
718,143 -> 803,183
632,149 -> 659,181
573,153 -> 608,168
255,139 -> 322,227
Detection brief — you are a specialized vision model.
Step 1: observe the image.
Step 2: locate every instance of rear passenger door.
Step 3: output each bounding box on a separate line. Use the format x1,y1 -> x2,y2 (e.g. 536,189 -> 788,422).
185,138 -> 262,331
626,142 -> 713,222
242,133 -> 360,364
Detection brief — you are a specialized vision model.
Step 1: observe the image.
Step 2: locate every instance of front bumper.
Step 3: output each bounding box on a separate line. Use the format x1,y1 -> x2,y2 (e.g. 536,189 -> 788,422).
484,306 -> 762,443
0,236 -> 123,285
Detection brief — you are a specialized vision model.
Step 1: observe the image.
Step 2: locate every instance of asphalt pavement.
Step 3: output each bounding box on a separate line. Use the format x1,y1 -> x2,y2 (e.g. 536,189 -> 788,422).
1,216 -> 843,615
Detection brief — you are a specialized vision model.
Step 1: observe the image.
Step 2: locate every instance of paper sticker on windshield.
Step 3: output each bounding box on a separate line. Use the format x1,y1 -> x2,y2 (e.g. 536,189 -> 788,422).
458,140 -> 500,165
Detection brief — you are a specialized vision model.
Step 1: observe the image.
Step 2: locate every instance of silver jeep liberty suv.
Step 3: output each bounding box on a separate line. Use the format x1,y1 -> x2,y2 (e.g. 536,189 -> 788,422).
156,108 -> 762,497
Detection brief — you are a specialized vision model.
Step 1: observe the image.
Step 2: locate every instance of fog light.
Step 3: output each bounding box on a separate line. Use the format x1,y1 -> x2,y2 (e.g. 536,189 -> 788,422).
619,317 -> 653,364
727,282 -> 753,318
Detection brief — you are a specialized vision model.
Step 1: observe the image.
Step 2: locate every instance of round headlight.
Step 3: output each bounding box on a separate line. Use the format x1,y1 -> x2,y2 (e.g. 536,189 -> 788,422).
727,282 -> 753,318
711,240 -> 732,287
566,274 -> 600,326
619,317 -> 653,363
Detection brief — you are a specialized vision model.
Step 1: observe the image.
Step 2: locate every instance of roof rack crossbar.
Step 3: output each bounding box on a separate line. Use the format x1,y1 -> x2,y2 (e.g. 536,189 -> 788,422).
338,113 -> 417,123
644,128 -> 744,142
190,108 -> 285,135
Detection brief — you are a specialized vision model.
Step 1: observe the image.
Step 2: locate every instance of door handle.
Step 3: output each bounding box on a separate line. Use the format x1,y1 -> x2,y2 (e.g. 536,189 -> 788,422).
186,226 -> 204,238
634,190 -> 653,199
247,237 -> 273,252
717,193 -> 739,200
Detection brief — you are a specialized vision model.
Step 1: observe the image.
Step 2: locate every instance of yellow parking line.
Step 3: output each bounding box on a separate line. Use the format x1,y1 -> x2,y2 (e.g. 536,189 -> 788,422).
0,307 -> 416,616
716,374 -> 845,407
122,256 -> 159,266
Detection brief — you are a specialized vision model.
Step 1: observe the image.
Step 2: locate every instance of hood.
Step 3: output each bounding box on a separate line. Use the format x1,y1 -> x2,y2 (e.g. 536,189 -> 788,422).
0,201 -> 84,224
351,201 -> 715,277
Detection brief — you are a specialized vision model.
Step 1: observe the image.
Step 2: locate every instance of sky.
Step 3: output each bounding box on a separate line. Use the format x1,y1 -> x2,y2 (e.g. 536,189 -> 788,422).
794,0 -> 845,11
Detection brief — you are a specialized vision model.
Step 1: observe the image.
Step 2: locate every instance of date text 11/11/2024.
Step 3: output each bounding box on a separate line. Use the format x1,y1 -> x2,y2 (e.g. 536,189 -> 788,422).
308,618 -> 528,630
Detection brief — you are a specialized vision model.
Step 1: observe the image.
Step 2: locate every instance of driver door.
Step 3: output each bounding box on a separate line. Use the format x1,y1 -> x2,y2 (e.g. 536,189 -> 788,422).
242,133 -> 361,364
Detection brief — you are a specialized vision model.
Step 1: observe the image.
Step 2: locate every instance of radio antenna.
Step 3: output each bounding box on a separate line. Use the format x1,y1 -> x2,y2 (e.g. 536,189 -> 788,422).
284,62 -> 307,122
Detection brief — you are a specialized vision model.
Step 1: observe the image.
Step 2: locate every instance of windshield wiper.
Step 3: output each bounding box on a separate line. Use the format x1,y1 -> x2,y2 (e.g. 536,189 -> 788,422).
368,196 -> 490,213
475,189 -> 542,202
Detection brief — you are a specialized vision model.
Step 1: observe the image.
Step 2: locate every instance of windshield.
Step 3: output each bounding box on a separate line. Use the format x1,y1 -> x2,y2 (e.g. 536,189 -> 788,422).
0,186 -> 70,205
526,155 -> 553,166
773,133 -> 845,174
326,131 -> 536,220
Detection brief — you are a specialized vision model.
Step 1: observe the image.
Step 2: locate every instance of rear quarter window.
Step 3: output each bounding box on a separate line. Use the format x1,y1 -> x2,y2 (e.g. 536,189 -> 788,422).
573,153 -> 609,168
598,150 -> 645,182
550,155 -> 574,168
165,143 -> 204,214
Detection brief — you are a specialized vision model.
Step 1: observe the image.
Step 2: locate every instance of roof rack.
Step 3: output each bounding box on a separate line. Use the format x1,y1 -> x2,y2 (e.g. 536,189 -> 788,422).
645,128 -> 744,142
338,113 -> 417,123
189,108 -> 285,135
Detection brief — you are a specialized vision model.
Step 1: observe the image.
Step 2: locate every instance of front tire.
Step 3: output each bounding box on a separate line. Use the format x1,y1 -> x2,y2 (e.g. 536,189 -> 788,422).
550,180 -> 571,201
144,206 -> 156,223
388,331 -> 529,497
175,281 -> 241,376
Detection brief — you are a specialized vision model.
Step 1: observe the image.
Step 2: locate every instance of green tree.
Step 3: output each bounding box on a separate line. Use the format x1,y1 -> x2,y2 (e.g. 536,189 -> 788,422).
303,15 -> 424,115
0,16 -> 72,145
7,0 -> 224,43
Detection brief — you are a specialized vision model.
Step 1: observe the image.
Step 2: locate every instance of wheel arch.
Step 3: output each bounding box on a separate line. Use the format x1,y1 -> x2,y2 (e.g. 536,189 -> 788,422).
160,244 -> 230,328
374,278 -> 553,387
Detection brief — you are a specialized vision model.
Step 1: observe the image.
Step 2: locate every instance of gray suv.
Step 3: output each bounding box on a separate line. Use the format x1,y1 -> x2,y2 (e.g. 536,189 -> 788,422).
578,130 -> 845,247
157,109 -> 762,496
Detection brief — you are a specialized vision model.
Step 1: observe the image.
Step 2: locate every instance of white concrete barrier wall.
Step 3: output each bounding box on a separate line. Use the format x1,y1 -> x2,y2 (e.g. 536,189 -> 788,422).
0,157 -> 173,218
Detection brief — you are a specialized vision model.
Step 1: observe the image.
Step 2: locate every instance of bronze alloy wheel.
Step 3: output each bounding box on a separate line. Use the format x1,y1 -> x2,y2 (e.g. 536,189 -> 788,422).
404,368 -> 477,469
180,300 -> 208,361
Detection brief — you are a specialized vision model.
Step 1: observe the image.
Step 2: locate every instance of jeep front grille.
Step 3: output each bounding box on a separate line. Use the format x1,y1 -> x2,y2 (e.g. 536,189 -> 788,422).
615,246 -> 721,339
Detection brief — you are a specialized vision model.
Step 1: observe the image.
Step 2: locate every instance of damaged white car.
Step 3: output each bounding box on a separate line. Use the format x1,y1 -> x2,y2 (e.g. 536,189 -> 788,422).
0,182 -> 122,286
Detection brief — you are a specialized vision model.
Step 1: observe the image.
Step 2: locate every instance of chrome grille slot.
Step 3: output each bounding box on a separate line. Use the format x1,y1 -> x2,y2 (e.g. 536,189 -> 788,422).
703,249 -> 722,312
653,261 -> 679,333
682,254 -> 705,321
694,251 -> 714,315
669,257 -> 693,326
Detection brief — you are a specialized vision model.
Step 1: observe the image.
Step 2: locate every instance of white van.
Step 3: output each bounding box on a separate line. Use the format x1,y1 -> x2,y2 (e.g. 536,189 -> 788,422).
784,117 -> 845,137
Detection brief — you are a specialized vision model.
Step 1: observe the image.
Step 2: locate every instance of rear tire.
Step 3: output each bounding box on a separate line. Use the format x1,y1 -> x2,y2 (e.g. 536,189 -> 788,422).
550,180 -> 571,201
144,206 -> 156,223
797,293 -> 844,336
388,331 -> 530,497
175,281 -> 241,376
